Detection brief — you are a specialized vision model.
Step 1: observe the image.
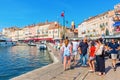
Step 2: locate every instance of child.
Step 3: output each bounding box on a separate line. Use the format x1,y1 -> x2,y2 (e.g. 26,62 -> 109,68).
88,41 -> 96,72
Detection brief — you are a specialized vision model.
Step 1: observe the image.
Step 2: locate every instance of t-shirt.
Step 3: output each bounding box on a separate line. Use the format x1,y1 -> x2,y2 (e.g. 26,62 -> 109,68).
72,41 -> 78,51
89,46 -> 96,57
79,42 -> 88,55
108,42 -> 119,54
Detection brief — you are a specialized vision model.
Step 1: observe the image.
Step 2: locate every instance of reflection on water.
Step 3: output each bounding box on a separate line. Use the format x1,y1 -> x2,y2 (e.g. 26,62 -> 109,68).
0,46 -> 52,80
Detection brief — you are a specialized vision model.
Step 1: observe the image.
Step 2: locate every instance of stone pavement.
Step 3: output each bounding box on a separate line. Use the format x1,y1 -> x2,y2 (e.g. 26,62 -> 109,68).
83,59 -> 120,80
11,43 -> 120,80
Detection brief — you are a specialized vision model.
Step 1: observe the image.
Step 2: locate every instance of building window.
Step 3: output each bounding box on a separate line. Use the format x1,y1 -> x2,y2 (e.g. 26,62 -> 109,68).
103,17 -> 104,19
106,15 -> 108,18
103,23 -> 105,26
106,22 -> 108,26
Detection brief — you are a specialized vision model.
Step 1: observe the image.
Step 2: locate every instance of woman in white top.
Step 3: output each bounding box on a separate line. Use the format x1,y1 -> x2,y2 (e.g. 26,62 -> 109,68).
62,39 -> 72,71
95,38 -> 105,76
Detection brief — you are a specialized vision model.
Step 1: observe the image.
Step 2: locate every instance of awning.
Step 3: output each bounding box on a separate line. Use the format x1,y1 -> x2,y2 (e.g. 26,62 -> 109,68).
113,21 -> 120,27
103,35 -> 120,39
25,38 -> 53,42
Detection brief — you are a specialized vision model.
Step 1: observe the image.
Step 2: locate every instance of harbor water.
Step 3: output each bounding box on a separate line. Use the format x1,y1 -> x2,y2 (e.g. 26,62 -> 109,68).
0,45 -> 52,80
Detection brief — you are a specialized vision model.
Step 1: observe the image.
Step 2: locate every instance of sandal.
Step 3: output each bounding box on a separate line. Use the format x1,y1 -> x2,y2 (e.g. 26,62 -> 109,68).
102,72 -> 106,75
98,73 -> 102,76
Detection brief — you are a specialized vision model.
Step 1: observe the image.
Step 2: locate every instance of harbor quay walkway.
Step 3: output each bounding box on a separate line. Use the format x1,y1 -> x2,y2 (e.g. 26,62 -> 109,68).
83,59 -> 120,80
11,43 -> 120,80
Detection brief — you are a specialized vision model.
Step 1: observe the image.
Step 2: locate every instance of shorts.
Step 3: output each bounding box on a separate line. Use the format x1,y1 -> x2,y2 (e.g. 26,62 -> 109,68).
89,57 -> 95,61
111,54 -> 117,59
63,53 -> 70,57
72,51 -> 77,55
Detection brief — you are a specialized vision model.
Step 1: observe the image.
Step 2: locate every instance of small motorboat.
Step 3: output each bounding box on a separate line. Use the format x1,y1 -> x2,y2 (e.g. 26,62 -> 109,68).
36,41 -> 47,50
39,43 -> 47,50
28,42 -> 36,46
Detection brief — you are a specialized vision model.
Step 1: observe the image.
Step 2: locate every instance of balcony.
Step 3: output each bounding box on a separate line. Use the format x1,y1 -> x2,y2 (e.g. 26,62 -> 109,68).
113,16 -> 120,21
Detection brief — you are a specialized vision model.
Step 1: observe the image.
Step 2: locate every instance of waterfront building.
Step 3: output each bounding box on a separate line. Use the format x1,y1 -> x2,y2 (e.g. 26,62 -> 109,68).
78,10 -> 115,39
2,27 -> 20,41
37,24 -> 50,39
113,3 -> 120,36
18,29 -> 24,41
2,27 -> 20,38
78,3 -> 120,39
48,22 -> 61,40
28,25 -> 37,40
1,21 -> 72,41
22,27 -> 30,40
12,30 -> 19,41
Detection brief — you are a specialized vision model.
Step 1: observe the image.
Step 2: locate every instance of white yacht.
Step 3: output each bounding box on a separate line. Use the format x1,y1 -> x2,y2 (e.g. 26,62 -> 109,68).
0,35 -> 16,47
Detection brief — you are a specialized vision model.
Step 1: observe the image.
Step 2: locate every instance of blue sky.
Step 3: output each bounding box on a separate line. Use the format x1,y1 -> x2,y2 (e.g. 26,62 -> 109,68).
0,0 -> 120,31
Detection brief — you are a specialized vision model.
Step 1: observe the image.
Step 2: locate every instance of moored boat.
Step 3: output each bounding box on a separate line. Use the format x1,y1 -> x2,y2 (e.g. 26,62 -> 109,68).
28,42 -> 36,46
36,41 -> 47,50
0,35 -> 16,47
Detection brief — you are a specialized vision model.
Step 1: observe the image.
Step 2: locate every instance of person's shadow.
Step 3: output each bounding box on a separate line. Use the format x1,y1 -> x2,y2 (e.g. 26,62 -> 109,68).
105,66 -> 112,74
116,62 -> 120,67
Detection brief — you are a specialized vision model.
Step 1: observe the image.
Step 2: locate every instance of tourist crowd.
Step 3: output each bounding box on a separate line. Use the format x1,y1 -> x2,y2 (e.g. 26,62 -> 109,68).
56,37 -> 120,76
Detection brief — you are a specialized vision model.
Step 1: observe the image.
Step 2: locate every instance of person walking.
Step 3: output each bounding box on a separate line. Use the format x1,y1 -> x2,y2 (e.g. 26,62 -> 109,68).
72,39 -> 79,66
108,39 -> 120,71
117,40 -> 120,61
95,38 -> 105,76
78,37 -> 89,66
88,41 -> 96,72
62,39 -> 72,71
59,39 -> 64,63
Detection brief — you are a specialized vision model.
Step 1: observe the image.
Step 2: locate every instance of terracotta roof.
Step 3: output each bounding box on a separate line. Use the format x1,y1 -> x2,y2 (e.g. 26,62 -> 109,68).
74,29 -> 78,33
48,23 -> 60,30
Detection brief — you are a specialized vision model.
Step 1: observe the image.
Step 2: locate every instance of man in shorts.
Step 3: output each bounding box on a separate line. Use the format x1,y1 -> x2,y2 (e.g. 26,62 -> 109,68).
108,39 -> 120,71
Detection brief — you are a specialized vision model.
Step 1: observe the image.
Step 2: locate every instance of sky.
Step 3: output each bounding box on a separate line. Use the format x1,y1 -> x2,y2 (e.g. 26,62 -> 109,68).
0,0 -> 120,31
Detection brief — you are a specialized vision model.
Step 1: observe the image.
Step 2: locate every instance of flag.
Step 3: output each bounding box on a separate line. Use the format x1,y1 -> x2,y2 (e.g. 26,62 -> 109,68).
61,12 -> 64,17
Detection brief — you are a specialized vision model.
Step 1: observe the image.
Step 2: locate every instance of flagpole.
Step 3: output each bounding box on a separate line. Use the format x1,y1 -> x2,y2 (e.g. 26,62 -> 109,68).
63,15 -> 65,39
61,11 -> 65,40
